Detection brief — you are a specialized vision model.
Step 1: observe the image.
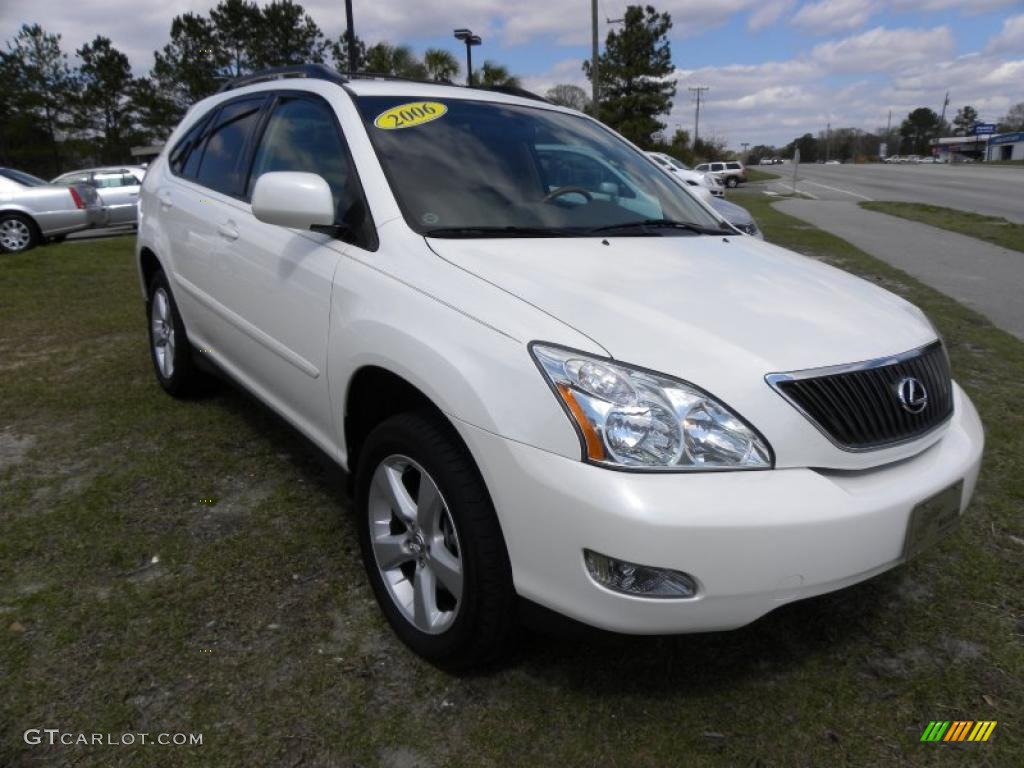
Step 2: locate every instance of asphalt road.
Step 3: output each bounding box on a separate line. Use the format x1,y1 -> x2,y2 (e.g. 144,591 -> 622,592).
775,198 -> 1024,340
766,162 -> 1024,223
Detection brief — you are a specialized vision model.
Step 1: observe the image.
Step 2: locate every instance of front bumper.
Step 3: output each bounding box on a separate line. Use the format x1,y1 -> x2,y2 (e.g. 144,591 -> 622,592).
457,382 -> 983,634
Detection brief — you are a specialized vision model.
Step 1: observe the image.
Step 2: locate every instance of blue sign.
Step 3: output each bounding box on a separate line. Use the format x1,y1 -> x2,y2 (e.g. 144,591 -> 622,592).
990,131 -> 1024,145
973,123 -> 996,135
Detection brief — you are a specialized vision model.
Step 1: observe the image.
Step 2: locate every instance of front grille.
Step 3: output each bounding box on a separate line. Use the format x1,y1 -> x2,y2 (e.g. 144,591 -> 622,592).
767,341 -> 953,451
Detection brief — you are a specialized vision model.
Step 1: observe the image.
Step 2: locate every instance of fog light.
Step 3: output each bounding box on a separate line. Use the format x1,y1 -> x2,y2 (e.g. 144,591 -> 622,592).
584,549 -> 697,599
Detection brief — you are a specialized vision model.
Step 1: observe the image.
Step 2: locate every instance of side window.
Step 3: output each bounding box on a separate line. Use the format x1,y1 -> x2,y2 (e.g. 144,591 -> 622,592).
247,95 -> 374,246
726,162 -> 741,170
195,97 -> 265,197
169,114 -> 213,177
712,163 -> 726,172
56,172 -> 90,185
93,172 -> 134,188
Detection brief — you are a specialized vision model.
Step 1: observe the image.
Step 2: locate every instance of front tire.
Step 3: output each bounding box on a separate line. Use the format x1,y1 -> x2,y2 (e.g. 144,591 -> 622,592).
0,213 -> 40,253
355,411 -> 516,671
726,176 -> 739,188
146,270 -> 205,397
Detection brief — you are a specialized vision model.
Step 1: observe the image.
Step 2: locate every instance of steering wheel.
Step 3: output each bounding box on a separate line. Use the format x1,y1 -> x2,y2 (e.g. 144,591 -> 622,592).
542,186 -> 594,204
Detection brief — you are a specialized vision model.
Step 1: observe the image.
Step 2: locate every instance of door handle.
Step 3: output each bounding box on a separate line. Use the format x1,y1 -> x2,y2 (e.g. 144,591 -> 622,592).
217,222 -> 239,241
158,190 -> 173,209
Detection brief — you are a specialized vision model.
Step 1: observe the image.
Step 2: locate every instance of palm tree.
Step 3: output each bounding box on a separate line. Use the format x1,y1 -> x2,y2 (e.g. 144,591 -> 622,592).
364,43 -> 426,79
475,61 -> 521,89
422,48 -> 459,82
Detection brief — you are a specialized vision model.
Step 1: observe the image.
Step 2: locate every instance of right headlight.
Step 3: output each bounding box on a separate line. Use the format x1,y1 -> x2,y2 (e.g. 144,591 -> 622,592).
531,344 -> 773,471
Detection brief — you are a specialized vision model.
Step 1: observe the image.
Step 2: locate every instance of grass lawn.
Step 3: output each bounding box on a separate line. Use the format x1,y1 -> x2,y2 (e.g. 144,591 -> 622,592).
743,167 -> 781,182
860,201 -> 1024,254
2,226 -> 1022,767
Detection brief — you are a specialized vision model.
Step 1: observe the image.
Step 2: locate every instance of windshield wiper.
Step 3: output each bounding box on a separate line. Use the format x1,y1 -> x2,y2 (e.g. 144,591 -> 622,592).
423,225 -> 574,238
588,219 -> 724,236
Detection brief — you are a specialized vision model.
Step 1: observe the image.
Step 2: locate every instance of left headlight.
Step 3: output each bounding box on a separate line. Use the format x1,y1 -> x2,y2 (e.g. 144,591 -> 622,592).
531,344 -> 773,471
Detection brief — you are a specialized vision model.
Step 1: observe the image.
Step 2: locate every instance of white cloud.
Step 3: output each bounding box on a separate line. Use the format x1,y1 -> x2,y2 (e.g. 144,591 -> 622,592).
888,0 -> 1021,13
811,25 -> 955,72
987,13 -> 1024,53
792,0 -> 879,35
748,0 -> 798,31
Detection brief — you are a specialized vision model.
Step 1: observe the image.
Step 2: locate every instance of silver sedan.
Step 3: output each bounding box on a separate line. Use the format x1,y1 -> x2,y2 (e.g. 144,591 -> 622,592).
0,168 -> 106,253
52,166 -> 146,227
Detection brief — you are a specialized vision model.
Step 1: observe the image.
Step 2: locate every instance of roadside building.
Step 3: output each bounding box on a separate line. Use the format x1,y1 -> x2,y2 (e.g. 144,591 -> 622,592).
931,134 -> 988,162
986,132 -> 1024,162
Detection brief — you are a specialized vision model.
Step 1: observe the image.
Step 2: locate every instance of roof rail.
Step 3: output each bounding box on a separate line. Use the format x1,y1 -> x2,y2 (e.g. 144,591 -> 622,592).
217,64 -> 348,93
216,64 -> 550,104
474,84 -> 550,103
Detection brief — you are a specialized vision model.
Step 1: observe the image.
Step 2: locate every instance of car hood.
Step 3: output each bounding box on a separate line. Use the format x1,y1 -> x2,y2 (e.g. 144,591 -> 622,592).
427,234 -> 936,385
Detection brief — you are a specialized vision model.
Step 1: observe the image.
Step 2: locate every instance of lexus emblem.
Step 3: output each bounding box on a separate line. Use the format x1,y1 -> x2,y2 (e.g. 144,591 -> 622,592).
897,377 -> 928,414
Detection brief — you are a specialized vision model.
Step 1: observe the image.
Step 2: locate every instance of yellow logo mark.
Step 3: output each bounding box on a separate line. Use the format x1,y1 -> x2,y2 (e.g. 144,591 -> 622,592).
374,101 -> 447,130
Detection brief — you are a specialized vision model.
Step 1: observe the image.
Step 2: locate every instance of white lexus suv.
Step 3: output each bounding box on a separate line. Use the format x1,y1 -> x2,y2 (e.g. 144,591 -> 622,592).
137,65 -> 984,670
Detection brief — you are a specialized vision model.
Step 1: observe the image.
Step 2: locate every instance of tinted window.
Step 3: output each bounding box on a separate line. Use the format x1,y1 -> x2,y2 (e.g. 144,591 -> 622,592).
0,168 -> 47,186
196,98 -> 265,196
726,162 -> 742,170
711,163 -> 725,171
248,96 -> 373,244
169,114 -> 213,177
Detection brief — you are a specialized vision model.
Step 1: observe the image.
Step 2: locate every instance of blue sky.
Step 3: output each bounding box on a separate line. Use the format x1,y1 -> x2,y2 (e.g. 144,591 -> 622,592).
2,0 -> 1022,147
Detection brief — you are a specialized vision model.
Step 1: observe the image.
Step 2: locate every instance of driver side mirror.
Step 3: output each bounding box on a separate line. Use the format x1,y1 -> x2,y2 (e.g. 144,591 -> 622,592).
251,172 -> 334,230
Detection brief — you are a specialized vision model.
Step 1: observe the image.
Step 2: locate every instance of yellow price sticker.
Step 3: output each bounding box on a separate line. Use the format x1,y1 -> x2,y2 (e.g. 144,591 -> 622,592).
374,101 -> 448,130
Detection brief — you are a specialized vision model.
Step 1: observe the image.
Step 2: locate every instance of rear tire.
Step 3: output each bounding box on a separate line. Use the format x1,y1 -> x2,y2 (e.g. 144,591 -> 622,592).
355,411 -> 516,671
146,270 -> 206,397
0,213 -> 40,253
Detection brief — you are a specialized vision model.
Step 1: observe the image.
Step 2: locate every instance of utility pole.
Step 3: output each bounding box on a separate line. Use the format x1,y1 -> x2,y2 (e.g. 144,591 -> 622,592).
885,109 -> 892,157
825,121 -> 831,162
688,86 -> 709,144
740,142 -> 750,158
344,0 -> 357,73
939,90 -> 950,132
591,0 -> 600,112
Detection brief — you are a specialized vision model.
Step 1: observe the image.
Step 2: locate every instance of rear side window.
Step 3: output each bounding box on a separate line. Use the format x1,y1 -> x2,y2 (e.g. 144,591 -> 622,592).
93,172 -> 137,188
248,95 -> 375,247
195,97 -> 265,197
711,163 -> 725,172
726,162 -> 742,170
169,114 -> 213,177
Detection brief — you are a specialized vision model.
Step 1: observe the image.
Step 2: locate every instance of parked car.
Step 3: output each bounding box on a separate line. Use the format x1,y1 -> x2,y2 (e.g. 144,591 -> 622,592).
709,197 -> 762,239
645,151 -> 725,197
52,166 -> 146,226
138,65 -> 983,670
693,160 -> 746,187
0,168 -> 105,253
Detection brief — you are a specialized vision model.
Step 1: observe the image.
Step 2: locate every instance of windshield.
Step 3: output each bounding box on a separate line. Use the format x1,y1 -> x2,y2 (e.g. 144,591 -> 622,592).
355,96 -> 722,237
0,168 -> 47,187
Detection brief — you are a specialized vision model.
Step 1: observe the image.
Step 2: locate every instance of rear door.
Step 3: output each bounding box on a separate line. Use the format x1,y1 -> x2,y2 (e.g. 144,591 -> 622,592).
159,97 -> 267,349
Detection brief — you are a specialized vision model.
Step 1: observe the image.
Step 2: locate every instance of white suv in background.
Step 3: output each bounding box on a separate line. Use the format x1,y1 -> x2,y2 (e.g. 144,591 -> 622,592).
694,160 -> 747,187
137,65 -> 983,670
646,151 -> 725,197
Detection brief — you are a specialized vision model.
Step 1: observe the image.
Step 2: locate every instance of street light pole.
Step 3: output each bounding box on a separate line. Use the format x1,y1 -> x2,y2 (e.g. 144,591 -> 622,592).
344,0 -> 356,73
454,29 -> 482,87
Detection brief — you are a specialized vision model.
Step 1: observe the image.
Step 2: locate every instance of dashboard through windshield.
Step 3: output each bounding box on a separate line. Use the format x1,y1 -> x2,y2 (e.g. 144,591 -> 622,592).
354,96 -> 723,238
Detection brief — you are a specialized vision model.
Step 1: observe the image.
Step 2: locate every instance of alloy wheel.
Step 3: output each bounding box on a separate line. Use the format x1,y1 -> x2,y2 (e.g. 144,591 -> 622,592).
150,287 -> 176,379
367,455 -> 464,635
0,218 -> 32,252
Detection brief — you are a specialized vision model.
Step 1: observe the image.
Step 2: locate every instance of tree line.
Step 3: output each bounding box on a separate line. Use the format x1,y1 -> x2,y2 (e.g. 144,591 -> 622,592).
747,103 -> 1024,165
0,0 -> 522,177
